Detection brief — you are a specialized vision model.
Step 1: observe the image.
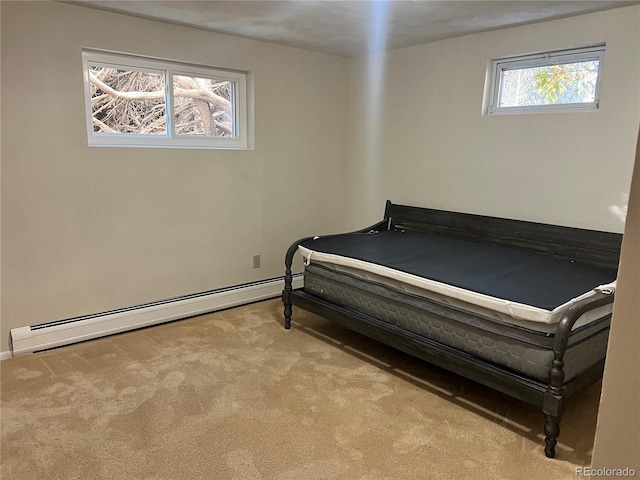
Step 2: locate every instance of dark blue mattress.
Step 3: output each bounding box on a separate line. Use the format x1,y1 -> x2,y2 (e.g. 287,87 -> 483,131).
299,230 -> 617,311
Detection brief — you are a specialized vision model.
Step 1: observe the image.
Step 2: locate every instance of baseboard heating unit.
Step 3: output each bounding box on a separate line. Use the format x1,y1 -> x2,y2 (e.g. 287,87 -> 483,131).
10,274 -> 303,357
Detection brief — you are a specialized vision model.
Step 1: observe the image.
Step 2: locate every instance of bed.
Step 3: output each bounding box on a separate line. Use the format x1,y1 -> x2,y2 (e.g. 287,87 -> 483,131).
281,201 -> 622,458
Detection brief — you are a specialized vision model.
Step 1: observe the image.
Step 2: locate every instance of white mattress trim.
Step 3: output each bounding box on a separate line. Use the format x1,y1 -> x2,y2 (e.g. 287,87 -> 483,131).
298,245 -> 616,325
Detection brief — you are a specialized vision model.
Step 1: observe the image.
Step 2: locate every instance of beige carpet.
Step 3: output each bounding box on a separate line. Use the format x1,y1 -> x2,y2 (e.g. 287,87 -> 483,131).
1,299 -> 600,479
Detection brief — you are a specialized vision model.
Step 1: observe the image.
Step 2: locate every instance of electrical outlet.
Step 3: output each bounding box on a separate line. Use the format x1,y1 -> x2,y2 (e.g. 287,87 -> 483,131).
253,255 -> 261,269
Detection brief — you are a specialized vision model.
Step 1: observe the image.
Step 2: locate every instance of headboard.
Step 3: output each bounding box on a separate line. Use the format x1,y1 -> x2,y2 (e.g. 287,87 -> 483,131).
383,201 -> 622,269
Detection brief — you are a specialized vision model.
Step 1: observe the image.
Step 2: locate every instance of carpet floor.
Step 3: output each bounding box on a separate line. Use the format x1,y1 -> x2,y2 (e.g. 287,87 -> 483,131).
1,299 -> 601,479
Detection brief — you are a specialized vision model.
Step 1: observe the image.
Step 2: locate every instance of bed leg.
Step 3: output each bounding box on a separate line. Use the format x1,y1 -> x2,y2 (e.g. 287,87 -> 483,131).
282,242 -> 299,330
283,302 -> 292,330
543,356 -> 566,458
283,263 -> 293,329
543,409 -> 561,458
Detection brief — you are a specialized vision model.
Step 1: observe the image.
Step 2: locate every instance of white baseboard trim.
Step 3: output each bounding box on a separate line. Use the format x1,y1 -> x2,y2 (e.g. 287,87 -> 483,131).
1,351 -> 12,361
10,275 -> 303,357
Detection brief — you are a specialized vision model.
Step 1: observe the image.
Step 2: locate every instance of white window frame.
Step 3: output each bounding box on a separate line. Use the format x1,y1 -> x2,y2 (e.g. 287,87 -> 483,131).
484,44 -> 606,115
82,50 -> 250,149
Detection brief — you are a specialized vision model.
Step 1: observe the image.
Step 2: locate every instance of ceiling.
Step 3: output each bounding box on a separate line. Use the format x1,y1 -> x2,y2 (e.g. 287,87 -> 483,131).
70,1 -> 638,57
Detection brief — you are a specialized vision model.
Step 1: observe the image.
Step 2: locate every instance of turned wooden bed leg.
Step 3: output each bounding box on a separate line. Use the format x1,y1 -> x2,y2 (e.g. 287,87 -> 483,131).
283,306 -> 292,329
283,240 -> 306,330
283,261 -> 293,329
543,356 -> 566,458
543,404 -> 562,458
284,303 -> 293,330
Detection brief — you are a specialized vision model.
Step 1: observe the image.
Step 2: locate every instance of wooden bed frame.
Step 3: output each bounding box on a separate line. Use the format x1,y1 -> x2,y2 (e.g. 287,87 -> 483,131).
282,201 -> 622,458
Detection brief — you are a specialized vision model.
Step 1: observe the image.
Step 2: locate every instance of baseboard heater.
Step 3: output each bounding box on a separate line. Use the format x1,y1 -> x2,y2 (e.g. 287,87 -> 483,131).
10,274 -> 303,357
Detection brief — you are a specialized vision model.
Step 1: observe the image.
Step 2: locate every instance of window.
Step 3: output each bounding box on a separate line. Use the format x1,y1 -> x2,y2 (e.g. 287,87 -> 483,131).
485,44 -> 605,115
82,50 -> 250,149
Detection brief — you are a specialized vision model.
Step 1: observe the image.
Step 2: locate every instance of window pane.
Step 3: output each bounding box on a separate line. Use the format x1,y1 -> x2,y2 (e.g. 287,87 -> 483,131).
89,66 -> 166,134
498,60 -> 599,107
173,75 -> 235,137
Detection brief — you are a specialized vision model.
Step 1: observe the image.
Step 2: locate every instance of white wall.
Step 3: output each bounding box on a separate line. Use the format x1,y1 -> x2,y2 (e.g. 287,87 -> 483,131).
591,129 -> 640,475
0,2 -> 348,352
345,6 -> 640,231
